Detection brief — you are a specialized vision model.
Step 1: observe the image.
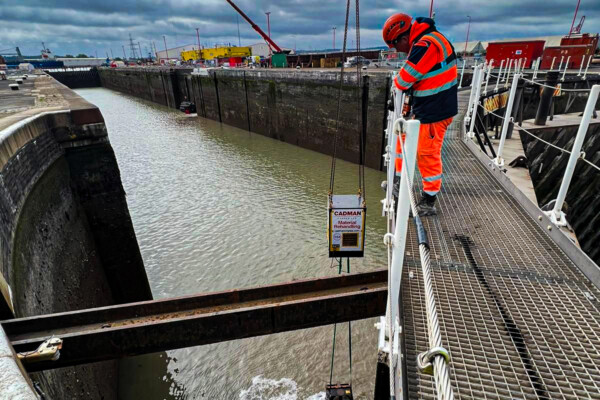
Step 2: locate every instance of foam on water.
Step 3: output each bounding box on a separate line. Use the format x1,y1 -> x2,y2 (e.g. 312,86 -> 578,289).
239,376 -> 326,400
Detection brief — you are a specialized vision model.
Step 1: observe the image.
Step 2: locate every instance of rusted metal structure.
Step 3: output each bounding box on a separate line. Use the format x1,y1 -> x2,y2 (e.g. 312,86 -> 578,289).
2,270 -> 386,372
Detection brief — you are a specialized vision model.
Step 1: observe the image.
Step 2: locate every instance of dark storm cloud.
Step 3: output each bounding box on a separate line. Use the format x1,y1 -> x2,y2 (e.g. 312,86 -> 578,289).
1,0 -> 598,56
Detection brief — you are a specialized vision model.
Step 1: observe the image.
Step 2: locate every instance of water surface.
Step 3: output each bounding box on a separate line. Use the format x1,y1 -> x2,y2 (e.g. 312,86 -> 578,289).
76,88 -> 388,399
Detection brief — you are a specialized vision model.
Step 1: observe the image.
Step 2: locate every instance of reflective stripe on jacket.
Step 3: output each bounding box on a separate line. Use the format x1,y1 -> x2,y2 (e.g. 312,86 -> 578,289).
394,17 -> 458,124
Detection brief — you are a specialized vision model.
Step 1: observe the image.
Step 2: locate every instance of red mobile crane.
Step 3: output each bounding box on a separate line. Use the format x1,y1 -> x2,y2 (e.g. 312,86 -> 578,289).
225,0 -> 288,67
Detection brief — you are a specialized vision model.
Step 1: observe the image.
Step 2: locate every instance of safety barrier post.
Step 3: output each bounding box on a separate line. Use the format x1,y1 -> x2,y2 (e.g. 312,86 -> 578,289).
388,119 -> 420,395
582,56 -> 592,80
558,56 -> 564,72
495,60 -> 504,92
533,57 -> 540,79
468,65 -> 485,139
458,58 -> 466,88
504,59 -> 513,86
382,86 -> 403,218
545,85 -> 600,226
493,73 -> 521,167
561,56 -> 570,81
483,60 -> 493,95
465,66 -> 481,135
577,55 -> 585,76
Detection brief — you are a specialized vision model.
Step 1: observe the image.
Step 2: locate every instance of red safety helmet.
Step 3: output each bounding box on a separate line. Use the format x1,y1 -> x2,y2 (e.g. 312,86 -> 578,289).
382,13 -> 412,47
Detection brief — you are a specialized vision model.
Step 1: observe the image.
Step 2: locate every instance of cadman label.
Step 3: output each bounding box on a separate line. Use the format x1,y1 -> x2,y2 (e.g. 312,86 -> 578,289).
327,194 -> 366,257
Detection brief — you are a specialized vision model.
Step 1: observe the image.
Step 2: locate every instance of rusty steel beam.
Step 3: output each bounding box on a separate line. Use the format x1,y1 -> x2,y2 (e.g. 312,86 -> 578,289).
1,270 -> 387,372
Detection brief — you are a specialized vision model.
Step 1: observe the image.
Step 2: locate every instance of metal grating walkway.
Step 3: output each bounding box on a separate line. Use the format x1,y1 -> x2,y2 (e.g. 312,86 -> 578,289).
402,92 -> 600,399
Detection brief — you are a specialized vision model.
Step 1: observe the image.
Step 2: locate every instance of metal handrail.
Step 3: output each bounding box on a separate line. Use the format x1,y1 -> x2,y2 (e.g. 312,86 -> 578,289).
466,67 -> 600,228
380,79 -> 455,400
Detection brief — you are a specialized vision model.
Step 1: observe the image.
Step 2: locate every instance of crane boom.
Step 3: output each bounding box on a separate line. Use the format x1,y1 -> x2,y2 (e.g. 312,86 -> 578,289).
571,15 -> 585,35
225,0 -> 282,53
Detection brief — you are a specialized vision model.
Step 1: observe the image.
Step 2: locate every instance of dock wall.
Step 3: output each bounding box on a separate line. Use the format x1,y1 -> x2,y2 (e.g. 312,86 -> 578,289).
0,84 -> 152,398
46,68 -> 102,89
99,68 -> 393,170
520,121 -> 600,266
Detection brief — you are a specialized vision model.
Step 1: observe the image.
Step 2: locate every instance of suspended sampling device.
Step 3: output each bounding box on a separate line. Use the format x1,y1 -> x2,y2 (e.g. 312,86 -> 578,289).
325,1 -> 364,398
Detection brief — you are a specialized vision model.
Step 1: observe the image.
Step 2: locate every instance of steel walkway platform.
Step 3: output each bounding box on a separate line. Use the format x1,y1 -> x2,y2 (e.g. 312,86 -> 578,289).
401,92 -> 600,399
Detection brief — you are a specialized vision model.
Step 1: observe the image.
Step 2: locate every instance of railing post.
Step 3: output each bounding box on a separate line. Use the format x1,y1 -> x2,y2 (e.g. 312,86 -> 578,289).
558,56 -> 564,72
465,66 -> 481,134
545,85 -> 600,227
495,60 -> 505,92
577,55 -> 585,76
504,59 -> 513,86
550,56 -> 556,70
582,56 -> 592,80
561,56 -> 570,81
484,60 -> 493,95
458,57 -> 466,88
468,65 -> 485,139
493,73 -> 521,167
533,57 -> 540,79
389,119 -> 420,378
534,70 -> 559,125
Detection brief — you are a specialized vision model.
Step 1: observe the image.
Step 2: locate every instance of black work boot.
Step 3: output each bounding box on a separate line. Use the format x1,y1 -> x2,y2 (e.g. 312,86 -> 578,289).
416,192 -> 437,216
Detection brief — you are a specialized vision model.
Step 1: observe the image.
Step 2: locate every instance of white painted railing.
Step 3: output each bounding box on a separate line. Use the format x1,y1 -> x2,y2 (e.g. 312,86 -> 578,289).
379,75 -> 454,400
466,64 -> 600,229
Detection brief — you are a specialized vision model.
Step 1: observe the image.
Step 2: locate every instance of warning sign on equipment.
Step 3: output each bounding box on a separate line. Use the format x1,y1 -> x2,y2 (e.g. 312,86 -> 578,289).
328,194 -> 366,257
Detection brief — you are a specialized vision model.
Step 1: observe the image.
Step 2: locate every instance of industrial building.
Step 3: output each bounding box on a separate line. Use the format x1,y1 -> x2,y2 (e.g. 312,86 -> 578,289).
156,44 -> 198,64
452,41 -> 487,56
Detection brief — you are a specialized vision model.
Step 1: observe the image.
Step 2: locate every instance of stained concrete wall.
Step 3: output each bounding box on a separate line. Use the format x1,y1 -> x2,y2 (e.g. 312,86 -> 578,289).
0,85 -> 152,398
520,121 -> 600,266
47,68 -> 101,89
99,68 -> 391,170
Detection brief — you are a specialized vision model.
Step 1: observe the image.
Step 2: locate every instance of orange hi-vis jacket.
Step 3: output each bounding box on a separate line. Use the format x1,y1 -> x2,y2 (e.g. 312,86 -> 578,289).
394,17 -> 458,124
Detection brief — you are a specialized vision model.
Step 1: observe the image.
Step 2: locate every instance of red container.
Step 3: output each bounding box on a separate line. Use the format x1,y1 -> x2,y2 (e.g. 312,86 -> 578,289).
540,45 -> 595,69
486,40 -> 545,68
560,33 -> 599,49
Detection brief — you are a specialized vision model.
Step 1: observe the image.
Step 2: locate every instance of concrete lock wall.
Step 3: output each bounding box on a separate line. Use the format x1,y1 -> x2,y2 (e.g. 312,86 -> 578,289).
99,68 -> 391,170
47,68 -> 101,89
0,90 -> 153,398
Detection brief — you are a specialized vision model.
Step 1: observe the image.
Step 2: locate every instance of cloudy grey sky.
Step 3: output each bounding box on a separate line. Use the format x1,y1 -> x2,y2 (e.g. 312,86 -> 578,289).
1,0 -> 598,57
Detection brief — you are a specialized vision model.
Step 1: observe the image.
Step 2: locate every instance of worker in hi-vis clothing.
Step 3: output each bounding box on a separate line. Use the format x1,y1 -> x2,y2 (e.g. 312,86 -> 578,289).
382,14 -> 458,216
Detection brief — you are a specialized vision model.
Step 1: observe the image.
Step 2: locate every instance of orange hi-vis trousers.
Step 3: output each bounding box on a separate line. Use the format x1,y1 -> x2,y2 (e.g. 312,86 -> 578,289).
395,117 -> 453,196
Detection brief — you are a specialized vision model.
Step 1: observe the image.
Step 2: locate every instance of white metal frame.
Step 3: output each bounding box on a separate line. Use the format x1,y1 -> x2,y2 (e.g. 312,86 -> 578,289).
493,72 -> 521,167
379,78 -> 422,399
467,65 -> 484,139
544,85 -> 600,226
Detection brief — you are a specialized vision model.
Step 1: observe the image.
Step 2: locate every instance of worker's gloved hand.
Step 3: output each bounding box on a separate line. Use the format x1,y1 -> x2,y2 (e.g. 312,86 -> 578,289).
402,103 -> 411,117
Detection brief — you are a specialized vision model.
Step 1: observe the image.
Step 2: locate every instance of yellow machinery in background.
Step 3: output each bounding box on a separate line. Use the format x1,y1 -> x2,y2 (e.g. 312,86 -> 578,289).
181,46 -> 252,61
